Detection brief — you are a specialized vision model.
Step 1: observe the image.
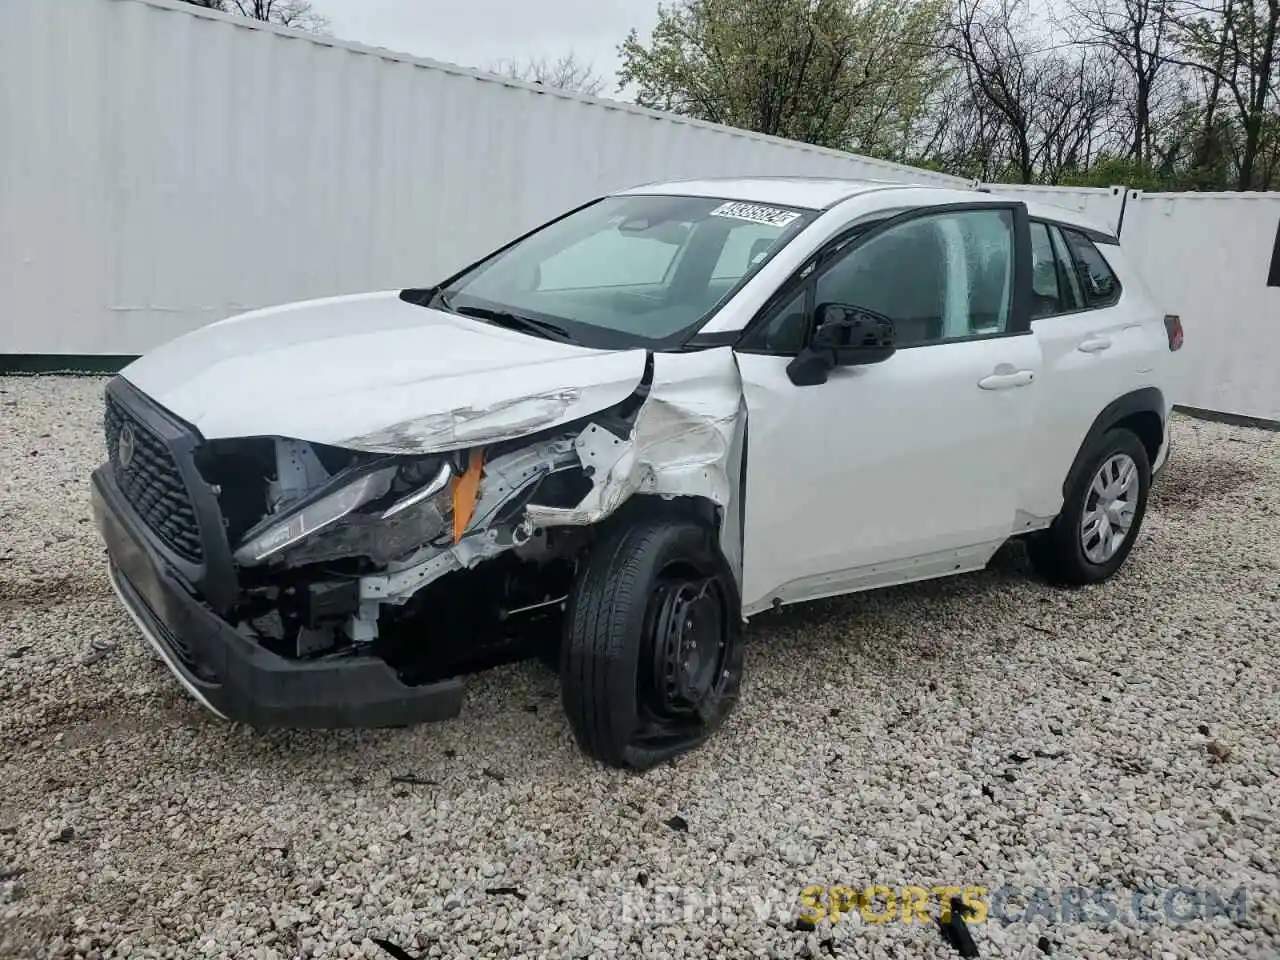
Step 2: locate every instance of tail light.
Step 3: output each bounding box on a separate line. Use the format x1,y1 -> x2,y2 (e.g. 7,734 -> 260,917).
1164,314 -> 1184,351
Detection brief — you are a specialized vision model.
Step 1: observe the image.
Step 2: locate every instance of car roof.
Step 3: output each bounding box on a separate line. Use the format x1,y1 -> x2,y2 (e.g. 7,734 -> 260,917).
614,176 -> 1117,238
613,176 -> 915,209
1020,198 -> 1116,238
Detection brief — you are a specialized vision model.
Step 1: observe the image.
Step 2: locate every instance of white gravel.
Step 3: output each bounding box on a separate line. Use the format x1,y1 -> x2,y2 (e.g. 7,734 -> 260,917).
1,374 -> 1278,960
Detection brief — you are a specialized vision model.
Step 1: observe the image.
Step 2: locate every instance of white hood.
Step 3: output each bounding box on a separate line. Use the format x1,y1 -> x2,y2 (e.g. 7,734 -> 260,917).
121,291 -> 648,454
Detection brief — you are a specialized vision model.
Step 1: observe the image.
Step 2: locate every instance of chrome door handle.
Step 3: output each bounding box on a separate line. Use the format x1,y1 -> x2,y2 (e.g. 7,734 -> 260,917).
1078,336 -> 1112,353
978,369 -> 1035,390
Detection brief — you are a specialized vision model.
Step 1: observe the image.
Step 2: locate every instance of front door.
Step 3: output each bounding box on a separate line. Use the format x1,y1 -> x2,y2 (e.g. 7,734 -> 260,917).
735,204 -> 1043,614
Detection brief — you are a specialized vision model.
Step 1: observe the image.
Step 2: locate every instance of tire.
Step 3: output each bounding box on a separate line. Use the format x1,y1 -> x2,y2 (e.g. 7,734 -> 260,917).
1028,427 -> 1151,586
559,517 -> 744,770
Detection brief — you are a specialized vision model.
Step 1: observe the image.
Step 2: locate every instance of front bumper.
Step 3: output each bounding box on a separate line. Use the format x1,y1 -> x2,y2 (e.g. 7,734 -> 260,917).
92,463 -> 464,728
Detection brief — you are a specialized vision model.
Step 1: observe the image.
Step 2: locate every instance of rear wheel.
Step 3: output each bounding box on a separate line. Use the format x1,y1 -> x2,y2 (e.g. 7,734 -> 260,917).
560,517 -> 743,770
1028,428 -> 1151,585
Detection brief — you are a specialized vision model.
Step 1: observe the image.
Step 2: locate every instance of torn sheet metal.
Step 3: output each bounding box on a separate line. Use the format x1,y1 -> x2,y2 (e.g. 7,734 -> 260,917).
271,439 -> 331,509
355,349 -> 746,609
525,347 -> 744,527
358,437 -> 579,603
344,389 -> 582,456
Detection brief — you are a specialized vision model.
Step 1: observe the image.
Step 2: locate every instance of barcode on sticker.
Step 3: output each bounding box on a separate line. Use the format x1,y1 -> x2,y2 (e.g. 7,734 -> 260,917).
709,202 -> 800,227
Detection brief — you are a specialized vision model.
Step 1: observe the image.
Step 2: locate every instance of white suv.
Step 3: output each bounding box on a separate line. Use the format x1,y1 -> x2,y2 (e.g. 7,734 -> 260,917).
91,178 -> 1181,769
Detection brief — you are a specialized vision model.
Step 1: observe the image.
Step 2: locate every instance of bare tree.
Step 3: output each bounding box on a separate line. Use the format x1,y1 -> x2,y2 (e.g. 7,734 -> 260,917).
1037,52 -> 1126,179
488,53 -> 608,96
1060,0 -> 1179,163
1174,0 -> 1280,187
945,0 -> 1127,182
946,0 -> 1040,181
176,0 -> 330,33
922,73 -> 1014,178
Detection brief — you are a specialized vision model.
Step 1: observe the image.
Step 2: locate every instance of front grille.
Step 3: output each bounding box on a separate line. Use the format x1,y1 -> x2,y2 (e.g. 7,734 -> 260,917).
105,394 -> 204,562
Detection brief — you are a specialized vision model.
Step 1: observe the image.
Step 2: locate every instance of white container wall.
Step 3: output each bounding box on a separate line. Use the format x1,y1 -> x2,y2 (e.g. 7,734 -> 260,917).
980,184 -> 1129,234
1120,191 -> 1280,422
2,0 -> 1277,422
0,0 -> 970,357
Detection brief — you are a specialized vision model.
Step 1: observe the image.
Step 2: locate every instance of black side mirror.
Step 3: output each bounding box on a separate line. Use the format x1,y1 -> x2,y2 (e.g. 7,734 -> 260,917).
786,303 -> 897,386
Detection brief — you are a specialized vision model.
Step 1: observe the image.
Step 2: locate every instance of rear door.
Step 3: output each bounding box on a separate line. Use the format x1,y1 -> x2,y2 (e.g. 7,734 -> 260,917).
1019,221 -> 1165,518
734,203 -> 1043,614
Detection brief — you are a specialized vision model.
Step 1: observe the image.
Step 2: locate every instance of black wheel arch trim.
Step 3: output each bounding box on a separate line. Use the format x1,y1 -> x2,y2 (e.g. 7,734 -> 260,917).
1063,387 -> 1166,498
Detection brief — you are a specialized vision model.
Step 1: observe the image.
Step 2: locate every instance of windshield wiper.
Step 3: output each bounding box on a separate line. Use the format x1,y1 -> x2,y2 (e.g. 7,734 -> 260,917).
452,304 -> 571,342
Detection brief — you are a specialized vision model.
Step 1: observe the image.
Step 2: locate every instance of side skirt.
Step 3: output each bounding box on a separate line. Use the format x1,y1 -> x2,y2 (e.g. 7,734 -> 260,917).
741,538 -> 1009,617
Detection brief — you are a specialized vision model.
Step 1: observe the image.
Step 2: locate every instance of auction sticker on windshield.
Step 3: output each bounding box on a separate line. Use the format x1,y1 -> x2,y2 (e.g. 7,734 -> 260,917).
709,202 -> 801,227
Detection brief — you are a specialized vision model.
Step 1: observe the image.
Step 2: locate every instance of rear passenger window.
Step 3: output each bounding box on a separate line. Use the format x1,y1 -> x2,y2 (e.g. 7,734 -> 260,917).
1029,221 -> 1085,318
1048,226 -> 1084,309
1029,222 -> 1063,317
1061,229 -> 1121,306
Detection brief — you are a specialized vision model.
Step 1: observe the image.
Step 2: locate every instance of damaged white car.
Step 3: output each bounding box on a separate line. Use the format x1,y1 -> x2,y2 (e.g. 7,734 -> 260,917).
92,177 -> 1181,769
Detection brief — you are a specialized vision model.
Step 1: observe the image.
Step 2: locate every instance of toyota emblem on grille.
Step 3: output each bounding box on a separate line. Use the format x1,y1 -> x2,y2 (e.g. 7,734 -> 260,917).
118,423 -> 136,469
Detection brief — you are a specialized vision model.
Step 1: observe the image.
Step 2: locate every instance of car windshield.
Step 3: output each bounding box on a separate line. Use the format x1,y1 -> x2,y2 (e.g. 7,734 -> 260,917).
429,194 -> 816,349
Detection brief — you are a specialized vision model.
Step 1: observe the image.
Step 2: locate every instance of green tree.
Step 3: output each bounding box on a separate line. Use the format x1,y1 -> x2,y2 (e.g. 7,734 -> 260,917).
617,0 -> 949,157
487,53 -> 608,95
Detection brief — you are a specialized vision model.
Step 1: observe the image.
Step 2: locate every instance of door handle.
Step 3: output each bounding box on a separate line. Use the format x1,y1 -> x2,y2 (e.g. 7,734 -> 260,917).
978,369 -> 1035,390
1078,336 -> 1112,353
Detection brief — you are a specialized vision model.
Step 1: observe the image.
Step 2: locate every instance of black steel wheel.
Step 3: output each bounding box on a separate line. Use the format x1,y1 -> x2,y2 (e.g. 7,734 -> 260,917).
560,517 -> 744,770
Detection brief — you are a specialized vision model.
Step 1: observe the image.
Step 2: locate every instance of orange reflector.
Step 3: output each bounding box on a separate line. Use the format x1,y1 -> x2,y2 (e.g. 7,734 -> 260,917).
452,447 -> 484,544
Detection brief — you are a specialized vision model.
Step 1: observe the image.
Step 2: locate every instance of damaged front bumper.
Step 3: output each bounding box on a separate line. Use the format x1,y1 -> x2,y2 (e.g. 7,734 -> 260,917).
92,464 -> 464,727
92,347 -> 746,728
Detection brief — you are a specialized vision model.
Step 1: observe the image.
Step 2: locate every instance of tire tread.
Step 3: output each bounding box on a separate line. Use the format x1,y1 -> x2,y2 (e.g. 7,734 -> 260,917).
559,517 -> 740,769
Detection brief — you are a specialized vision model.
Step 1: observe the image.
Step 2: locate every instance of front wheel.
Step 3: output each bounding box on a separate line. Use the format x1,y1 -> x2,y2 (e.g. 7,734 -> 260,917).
560,517 -> 744,770
1028,428 -> 1151,586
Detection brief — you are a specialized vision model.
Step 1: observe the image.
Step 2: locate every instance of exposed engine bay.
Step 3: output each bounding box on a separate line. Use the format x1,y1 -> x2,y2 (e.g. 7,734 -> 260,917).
196,350 -> 745,682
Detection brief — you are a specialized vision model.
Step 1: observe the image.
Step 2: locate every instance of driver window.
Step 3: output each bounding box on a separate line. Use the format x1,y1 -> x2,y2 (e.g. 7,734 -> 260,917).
814,209 -> 1015,347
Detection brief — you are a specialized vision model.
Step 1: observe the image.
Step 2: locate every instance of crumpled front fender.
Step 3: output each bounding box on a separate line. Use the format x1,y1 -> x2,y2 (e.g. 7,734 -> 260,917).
525,347 -> 747,583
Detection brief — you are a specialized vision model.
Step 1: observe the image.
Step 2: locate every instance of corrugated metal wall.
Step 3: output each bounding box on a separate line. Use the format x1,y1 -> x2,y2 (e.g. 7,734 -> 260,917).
0,0 -> 970,356
1121,191 -> 1280,422
3,0 -> 1277,422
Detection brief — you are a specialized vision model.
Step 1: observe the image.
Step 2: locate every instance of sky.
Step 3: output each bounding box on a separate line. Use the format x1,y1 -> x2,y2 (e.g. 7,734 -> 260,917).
321,0 -> 661,98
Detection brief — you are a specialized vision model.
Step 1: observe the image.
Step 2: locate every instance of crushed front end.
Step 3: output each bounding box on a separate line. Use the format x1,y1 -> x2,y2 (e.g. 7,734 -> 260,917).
89,376 -> 606,727
91,346 -> 744,729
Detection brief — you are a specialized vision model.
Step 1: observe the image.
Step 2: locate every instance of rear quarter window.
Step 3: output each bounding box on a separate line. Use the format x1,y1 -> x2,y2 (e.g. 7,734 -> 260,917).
1061,229 -> 1122,307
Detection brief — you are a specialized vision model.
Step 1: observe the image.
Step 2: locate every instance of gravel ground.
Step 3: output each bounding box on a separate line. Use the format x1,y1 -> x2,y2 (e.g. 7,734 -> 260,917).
1,374 -> 1277,960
